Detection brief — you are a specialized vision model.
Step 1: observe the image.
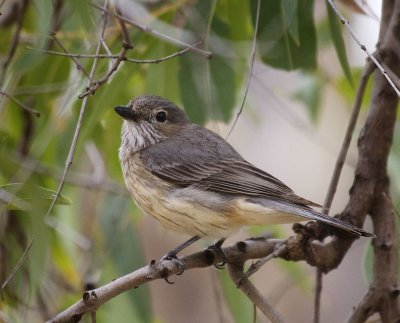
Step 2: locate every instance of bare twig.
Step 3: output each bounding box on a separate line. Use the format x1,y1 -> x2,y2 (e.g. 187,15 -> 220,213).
47,236 -> 279,323
227,262 -> 285,323
27,45 -> 197,64
321,61 -> 375,213
1,240 -> 33,291
114,6 -> 133,50
312,269 -> 323,323
225,0 -> 260,139
92,3 -> 212,59
78,46 -> 127,98
0,91 -> 41,116
240,242 -> 287,282
327,0 -> 400,96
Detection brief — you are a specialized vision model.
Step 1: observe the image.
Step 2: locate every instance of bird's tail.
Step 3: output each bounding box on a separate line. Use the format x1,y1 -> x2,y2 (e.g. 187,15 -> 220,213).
249,198 -> 374,237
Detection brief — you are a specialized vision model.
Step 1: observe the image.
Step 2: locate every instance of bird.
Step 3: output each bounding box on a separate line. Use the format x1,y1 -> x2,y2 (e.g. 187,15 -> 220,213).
115,95 -> 372,271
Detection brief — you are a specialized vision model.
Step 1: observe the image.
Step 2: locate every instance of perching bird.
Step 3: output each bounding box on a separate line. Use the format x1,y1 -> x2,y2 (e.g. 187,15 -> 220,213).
115,95 -> 372,270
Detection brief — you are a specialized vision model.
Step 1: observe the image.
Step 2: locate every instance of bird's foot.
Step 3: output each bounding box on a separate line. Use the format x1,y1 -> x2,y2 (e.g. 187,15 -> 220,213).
206,239 -> 227,269
160,252 -> 185,283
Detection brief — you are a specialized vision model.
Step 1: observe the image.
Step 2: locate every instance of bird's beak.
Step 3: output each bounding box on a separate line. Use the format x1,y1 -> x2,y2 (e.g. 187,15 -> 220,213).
114,106 -> 139,121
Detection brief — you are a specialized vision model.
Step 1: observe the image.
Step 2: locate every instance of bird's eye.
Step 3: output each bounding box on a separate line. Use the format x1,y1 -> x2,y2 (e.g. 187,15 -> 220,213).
155,111 -> 167,122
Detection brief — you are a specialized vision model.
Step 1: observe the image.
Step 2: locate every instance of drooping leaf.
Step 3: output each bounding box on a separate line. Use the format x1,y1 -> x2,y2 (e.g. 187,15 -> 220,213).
252,0 -> 317,70
178,54 -> 208,124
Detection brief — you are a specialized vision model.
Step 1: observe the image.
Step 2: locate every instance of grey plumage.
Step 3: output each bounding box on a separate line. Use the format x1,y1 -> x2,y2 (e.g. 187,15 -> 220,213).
116,95 -> 373,238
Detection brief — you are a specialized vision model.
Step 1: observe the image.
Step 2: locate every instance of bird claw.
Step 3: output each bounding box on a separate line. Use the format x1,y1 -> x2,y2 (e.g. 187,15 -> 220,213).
161,252 -> 185,275
206,240 -> 227,269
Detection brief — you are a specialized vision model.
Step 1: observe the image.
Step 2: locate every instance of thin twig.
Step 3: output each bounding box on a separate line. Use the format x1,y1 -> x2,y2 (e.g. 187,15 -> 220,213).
115,5 -> 133,50
51,34 -> 92,80
0,91 -> 41,116
1,240 -> 33,291
312,269 -> 323,323
44,0 -> 109,219
225,0 -> 260,139
27,45 -> 197,64
227,262 -> 285,323
327,0 -> 400,96
78,47 -> 127,98
92,3 -> 212,59
239,242 -> 287,283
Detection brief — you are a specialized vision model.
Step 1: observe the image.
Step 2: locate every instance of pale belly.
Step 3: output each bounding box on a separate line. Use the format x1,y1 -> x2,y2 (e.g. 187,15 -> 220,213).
121,155 -> 302,238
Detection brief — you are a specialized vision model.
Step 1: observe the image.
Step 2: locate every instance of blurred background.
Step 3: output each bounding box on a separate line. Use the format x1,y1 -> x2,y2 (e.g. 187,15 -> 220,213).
1,0 -> 397,322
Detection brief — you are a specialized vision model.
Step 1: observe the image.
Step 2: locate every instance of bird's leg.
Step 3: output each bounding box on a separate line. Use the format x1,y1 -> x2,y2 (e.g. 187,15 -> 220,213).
161,235 -> 200,277
206,238 -> 226,269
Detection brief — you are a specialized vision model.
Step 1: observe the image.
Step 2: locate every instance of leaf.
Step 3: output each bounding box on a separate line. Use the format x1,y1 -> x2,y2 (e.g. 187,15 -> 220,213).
326,2 -> 354,86
252,0 -> 317,70
283,0 -> 300,45
0,183 -> 72,210
178,55 -> 208,124
209,53 -> 236,123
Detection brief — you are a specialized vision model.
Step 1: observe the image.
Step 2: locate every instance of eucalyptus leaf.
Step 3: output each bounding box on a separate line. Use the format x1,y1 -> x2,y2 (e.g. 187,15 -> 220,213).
326,2 -> 353,86
252,0 -> 317,70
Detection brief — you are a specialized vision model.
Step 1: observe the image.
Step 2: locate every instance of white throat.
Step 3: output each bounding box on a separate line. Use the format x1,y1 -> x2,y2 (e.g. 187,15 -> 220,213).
119,121 -> 166,159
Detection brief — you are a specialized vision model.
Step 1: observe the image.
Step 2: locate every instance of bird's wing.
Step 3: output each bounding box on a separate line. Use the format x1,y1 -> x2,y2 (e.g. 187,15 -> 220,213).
145,156 -> 316,206
139,124 -> 317,206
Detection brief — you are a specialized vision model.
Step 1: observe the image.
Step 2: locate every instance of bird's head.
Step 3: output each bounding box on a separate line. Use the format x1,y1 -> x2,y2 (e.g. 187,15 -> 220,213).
115,95 -> 189,153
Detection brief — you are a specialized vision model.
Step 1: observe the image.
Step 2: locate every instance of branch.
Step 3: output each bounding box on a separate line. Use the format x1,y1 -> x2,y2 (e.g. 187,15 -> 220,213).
225,0 -> 260,139
47,236 -> 279,322
327,0 -> 400,96
92,3 -> 212,59
0,91 -> 41,117
227,262 -> 285,323
27,44 -> 199,64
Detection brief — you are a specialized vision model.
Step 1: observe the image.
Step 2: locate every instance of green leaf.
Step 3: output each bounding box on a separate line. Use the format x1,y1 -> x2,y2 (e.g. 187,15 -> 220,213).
284,0 -> 300,45
252,0 -> 317,70
209,55 -> 236,122
178,55 -> 208,124
326,2 -> 353,86
0,183 -> 72,210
